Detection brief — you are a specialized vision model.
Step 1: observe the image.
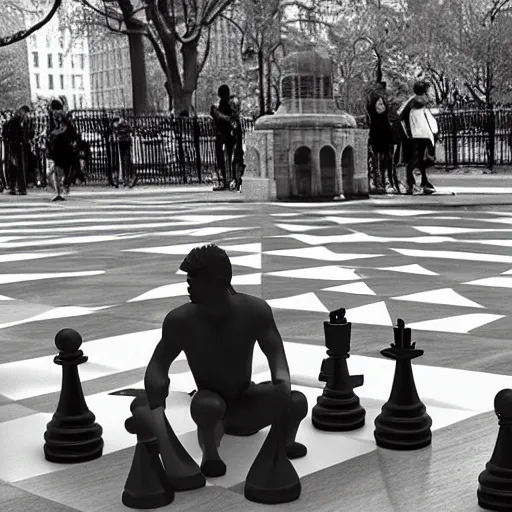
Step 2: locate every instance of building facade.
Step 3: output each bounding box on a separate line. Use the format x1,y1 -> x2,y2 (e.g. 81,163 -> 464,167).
89,35 -> 132,109
25,15 -> 91,108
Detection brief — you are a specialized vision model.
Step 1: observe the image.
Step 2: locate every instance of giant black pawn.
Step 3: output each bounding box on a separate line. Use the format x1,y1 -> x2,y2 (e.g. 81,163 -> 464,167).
312,308 -> 366,431
478,389 -> 512,511
374,319 -> 432,451
43,329 -> 104,463
244,418 -> 301,504
122,397 -> 174,509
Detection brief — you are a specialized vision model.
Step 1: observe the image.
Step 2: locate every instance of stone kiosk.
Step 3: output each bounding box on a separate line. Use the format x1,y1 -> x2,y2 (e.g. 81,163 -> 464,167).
243,51 -> 369,201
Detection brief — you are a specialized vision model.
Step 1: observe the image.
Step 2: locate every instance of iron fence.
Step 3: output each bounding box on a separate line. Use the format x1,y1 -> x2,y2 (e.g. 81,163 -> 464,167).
0,109 -> 255,186
2,107 -> 512,188
436,108 -> 512,168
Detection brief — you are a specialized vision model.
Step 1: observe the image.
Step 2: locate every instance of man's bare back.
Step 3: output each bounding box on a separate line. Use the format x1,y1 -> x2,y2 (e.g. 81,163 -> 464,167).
169,293 -> 268,402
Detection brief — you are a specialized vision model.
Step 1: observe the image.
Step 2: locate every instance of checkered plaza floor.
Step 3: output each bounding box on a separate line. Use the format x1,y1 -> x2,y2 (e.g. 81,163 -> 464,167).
1,189 -> 512,511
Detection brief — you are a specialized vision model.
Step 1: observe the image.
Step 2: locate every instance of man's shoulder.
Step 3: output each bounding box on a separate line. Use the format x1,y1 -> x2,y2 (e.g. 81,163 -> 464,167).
164,303 -> 194,323
235,293 -> 271,315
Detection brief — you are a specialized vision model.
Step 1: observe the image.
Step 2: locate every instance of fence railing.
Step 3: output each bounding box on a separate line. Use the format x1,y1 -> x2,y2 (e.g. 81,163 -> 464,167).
435,108 -> 512,168
0,110 -> 255,186
1,107 -> 512,188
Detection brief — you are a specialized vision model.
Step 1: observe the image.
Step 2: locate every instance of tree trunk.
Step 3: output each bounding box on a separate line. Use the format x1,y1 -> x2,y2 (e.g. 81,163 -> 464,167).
173,90 -> 194,115
180,39 -> 200,116
126,31 -> 149,114
258,48 -> 265,116
164,81 -> 173,111
265,54 -> 272,114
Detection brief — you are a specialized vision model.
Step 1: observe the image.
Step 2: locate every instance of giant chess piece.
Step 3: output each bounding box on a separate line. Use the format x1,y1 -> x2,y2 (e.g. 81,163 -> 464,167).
478,389 -> 512,511
43,329 -> 104,463
374,319 -> 432,450
122,397 -> 175,509
311,308 -> 366,431
244,415 -> 301,504
151,406 -> 206,491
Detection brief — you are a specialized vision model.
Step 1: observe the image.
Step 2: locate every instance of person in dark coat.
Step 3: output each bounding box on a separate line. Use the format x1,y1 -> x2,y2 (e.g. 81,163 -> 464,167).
2,105 -> 34,195
46,112 -> 78,201
113,117 -> 135,188
211,84 -> 236,191
366,82 -> 398,193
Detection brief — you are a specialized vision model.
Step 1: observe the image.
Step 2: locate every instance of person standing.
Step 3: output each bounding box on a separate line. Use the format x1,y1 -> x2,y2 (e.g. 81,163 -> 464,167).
211,84 -> 235,191
398,81 -> 438,195
2,106 -> 33,196
46,113 -> 78,202
48,98 -> 79,194
366,82 -> 397,194
113,117 -> 136,188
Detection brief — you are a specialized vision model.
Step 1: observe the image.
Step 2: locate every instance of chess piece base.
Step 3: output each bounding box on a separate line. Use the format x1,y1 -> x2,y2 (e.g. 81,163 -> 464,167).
312,393 -> 366,431
44,421 -> 104,463
374,402 -> 432,451
122,442 -> 174,509
122,489 -> 174,510
478,465 -> 512,511
245,479 -> 301,505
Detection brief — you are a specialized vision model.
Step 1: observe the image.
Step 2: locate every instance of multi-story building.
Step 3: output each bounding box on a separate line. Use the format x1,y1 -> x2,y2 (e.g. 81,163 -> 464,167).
89,34 -> 132,109
25,14 -> 91,108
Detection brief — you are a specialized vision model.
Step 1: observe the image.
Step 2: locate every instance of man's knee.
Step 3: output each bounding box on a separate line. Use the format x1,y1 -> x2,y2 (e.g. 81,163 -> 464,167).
190,390 -> 227,426
289,390 -> 308,421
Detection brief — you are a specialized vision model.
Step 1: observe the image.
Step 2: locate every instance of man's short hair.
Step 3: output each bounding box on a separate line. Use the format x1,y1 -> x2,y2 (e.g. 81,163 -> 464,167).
19,105 -> 30,113
218,84 -> 230,98
180,244 -> 235,293
413,81 -> 430,95
50,99 -> 63,110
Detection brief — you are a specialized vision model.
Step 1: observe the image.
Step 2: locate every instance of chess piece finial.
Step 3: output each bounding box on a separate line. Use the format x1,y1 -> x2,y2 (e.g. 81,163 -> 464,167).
374,319 -> 432,450
43,328 -> 104,463
329,308 -> 347,325
312,309 -> 366,431
55,328 -> 83,354
478,389 -> 512,510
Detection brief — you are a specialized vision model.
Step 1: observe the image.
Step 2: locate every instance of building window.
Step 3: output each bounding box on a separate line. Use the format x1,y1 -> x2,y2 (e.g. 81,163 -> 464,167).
35,74 -> 40,89
60,74 -> 65,89
48,54 -> 53,68
32,52 -> 39,68
58,53 -> 64,67
79,95 -> 84,108
72,74 -> 83,89
71,55 -> 75,69
79,54 -> 84,69
73,94 -> 77,109
48,74 -> 54,89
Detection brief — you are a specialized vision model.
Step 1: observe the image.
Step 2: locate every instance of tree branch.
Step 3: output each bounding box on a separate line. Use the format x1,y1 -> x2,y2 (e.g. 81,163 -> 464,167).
0,0 -> 62,47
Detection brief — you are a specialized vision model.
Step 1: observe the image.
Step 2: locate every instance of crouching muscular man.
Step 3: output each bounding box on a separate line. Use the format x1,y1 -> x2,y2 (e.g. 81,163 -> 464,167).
144,244 -> 308,478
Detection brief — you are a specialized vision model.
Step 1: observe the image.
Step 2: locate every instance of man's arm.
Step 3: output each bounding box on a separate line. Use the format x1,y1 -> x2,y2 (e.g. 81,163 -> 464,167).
257,301 -> 291,395
144,313 -> 183,409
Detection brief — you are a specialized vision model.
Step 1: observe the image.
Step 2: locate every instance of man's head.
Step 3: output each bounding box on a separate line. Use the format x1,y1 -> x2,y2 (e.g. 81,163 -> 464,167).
413,81 -> 430,96
50,99 -> 63,111
218,84 -> 230,100
18,105 -> 30,119
180,244 -> 235,304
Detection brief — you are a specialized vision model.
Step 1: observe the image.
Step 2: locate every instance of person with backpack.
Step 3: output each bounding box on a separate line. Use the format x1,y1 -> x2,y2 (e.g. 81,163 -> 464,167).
398,81 -> 438,195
